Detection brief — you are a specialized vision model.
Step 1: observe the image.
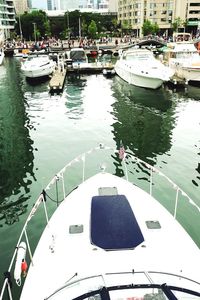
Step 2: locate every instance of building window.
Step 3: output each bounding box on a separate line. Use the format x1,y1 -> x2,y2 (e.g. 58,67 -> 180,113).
150,3 -> 156,9
190,3 -> 200,6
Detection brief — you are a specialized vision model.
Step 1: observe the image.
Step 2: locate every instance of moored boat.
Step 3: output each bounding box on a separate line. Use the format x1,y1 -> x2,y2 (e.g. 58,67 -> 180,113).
0,48 -> 4,65
165,33 -> 200,83
0,145 -> 200,300
21,54 -> 56,79
115,48 -> 174,89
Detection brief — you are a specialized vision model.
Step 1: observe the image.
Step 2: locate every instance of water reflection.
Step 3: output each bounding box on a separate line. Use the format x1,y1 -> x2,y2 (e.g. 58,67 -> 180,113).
0,58 -> 35,226
111,77 -> 176,164
168,84 -> 200,102
65,75 -> 87,119
181,85 -> 200,101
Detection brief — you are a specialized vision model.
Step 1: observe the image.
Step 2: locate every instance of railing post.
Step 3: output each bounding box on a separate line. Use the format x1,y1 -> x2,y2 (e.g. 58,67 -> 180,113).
123,157 -> 129,181
82,154 -> 85,183
24,228 -> 34,266
150,168 -> 153,196
7,281 -> 13,300
42,193 -> 49,225
55,175 -> 59,207
174,187 -> 179,219
61,173 -> 66,201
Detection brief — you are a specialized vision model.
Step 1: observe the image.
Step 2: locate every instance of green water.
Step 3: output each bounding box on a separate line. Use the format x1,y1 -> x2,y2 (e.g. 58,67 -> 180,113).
0,57 -> 200,292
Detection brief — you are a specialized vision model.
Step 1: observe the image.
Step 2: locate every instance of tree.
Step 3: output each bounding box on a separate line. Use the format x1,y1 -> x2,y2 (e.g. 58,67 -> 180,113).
88,20 -> 97,38
141,20 -> 159,36
15,10 -> 50,41
152,23 -> 159,35
49,17 -> 65,38
142,20 -> 153,36
182,19 -> 189,32
172,17 -> 183,32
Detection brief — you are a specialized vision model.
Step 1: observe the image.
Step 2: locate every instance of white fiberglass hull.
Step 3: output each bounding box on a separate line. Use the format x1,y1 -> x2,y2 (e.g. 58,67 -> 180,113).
115,61 -> 173,89
20,172 -> 200,300
0,51 -> 4,65
21,63 -> 55,78
115,63 -> 163,89
170,63 -> 200,82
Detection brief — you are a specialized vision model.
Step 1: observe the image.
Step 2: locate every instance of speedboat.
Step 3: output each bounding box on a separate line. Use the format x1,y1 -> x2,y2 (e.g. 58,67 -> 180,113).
0,145 -> 200,300
115,48 -> 174,89
66,48 -> 103,72
66,47 -> 89,69
0,48 -> 4,65
166,41 -> 200,83
21,54 -> 56,78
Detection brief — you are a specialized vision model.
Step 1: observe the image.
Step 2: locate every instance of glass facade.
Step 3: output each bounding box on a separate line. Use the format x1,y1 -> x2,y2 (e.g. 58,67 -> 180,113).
0,0 -> 15,39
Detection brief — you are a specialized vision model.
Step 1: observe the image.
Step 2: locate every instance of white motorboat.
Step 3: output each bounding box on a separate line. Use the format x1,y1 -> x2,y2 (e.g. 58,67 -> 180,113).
166,41 -> 200,83
115,48 -> 174,89
66,47 -> 89,69
66,48 -> 103,72
21,54 -> 56,78
0,48 -> 4,65
0,145 -> 200,300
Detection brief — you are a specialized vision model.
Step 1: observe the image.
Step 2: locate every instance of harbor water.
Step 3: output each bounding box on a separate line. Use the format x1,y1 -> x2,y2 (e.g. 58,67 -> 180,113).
0,56 -> 200,292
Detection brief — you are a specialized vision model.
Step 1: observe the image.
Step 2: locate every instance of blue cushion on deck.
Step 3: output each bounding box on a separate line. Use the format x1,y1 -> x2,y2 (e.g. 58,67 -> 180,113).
90,195 -> 144,250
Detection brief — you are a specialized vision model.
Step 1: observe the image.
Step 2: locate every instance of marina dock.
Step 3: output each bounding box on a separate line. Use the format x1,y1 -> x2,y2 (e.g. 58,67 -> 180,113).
49,69 -> 67,94
168,75 -> 188,87
66,61 -> 115,75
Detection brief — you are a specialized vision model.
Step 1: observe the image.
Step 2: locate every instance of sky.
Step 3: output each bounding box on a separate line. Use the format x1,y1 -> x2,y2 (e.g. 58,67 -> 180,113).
32,0 -> 47,9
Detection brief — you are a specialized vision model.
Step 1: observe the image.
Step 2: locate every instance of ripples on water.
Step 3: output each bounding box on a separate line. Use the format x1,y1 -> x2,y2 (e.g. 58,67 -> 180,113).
0,57 -> 200,283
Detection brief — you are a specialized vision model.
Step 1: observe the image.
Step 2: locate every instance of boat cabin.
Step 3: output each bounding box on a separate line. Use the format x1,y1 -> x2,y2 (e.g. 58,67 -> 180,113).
173,32 -> 192,42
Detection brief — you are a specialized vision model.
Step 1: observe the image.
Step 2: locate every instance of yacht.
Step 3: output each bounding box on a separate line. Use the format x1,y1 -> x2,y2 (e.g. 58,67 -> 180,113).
0,144 -> 200,300
166,38 -> 200,83
21,54 -> 56,79
0,48 -> 4,65
115,48 -> 174,89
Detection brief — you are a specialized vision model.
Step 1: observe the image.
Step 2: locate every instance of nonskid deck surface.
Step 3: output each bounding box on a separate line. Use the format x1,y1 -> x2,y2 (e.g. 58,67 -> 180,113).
20,172 -> 200,300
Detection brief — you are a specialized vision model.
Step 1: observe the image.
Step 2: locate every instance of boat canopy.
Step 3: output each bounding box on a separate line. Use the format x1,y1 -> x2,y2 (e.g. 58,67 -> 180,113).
90,194 -> 144,250
70,48 -> 86,61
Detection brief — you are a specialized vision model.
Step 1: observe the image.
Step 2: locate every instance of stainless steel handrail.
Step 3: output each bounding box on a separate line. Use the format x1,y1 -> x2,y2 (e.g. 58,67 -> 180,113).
0,144 -> 199,300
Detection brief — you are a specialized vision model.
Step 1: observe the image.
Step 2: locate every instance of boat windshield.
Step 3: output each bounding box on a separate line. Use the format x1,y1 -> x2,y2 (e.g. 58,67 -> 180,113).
45,272 -> 200,300
175,52 -> 200,59
27,55 -> 48,61
125,52 -> 153,61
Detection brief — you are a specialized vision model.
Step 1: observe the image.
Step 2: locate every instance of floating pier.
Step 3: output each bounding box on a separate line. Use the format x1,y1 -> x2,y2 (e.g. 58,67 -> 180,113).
49,69 -> 67,94
168,75 -> 188,87
66,62 -> 115,75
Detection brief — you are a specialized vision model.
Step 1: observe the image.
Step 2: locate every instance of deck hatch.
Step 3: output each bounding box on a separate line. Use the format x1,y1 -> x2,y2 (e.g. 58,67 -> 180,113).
98,187 -> 118,196
90,195 -> 144,250
146,220 -> 161,229
69,224 -> 83,234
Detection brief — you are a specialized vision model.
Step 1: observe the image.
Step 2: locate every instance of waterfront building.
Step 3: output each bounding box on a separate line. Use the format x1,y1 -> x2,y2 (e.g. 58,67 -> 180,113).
50,0 -> 109,10
59,0 -> 79,10
109,0 -> 118,12
47,0 -> 53,10
118,0 -> 200,37
27,0 -> 32,9
99,0 -> 108,9
0,0 -> 15,41
79,0 -> 88,8
186,0 -> 200,28
13,0 -> 29,14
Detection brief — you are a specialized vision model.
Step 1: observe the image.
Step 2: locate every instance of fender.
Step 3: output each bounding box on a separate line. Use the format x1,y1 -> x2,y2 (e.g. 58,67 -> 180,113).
14,242 -> 27,286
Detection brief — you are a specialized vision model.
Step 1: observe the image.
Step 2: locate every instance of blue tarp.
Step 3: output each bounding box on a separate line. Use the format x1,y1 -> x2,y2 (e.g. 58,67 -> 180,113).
91,195 -> 144,250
